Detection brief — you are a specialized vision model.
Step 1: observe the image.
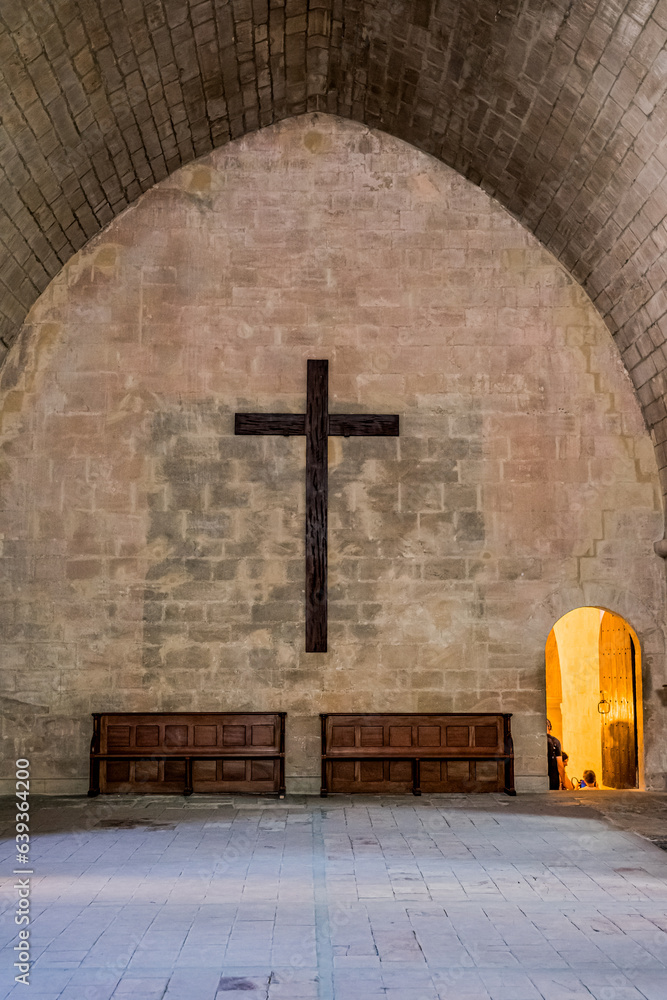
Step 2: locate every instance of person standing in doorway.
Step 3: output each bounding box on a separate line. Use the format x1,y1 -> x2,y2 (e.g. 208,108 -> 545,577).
547,719 -> 565,790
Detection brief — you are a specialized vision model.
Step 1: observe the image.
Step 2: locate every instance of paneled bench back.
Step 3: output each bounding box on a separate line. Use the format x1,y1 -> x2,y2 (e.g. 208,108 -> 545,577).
89,712 -> 285,796
320,713 -> 515,795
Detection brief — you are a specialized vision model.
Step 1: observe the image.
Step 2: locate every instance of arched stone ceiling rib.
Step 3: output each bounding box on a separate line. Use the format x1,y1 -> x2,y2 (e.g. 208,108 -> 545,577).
2,0 -> 667,492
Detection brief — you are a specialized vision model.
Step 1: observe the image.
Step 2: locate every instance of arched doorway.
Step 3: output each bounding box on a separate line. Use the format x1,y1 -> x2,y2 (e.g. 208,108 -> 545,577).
545,608 -> 643,789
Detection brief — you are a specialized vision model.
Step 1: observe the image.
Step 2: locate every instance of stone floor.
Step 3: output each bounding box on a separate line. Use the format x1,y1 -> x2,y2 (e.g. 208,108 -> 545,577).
1,792 -> 666,1000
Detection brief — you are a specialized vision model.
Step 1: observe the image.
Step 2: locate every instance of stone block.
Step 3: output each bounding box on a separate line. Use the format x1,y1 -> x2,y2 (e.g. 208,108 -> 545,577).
454,512 -> 484,542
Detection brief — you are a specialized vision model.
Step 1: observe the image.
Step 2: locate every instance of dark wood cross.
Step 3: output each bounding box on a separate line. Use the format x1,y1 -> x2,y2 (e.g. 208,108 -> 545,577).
235,359 -> 399,652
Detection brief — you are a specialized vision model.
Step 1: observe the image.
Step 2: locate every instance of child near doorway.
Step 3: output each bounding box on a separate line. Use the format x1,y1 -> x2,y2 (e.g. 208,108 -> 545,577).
560,752 -> 575,789
579,769 -> 598,789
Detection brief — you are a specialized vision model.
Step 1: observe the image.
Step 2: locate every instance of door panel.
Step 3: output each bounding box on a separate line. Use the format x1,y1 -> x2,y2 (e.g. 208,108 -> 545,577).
599,612 -> 637,789
545,628 -> 563,742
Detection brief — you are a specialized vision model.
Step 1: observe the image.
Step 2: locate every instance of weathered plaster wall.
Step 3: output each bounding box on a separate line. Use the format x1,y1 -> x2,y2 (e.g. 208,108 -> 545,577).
1,114 -> 665,793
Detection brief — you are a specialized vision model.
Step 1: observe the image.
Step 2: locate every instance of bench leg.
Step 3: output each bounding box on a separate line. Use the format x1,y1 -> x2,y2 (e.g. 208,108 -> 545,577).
504,755 -> 516,796
412,759 -> 421,796
88,757 -> 100,797
184,758 -> 193,797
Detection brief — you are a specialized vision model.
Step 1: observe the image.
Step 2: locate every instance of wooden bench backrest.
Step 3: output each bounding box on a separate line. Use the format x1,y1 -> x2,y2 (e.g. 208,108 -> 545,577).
96,712 -> 283,755
322,713 -> 511,757
89,712 -> 286,797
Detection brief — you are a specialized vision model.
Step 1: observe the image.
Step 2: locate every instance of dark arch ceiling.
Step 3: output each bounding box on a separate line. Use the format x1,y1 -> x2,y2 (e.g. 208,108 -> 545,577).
2,0 -> 667,495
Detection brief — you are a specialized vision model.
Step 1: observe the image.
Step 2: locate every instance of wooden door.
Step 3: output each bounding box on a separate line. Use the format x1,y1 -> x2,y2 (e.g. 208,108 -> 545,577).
599,612 -> 637,788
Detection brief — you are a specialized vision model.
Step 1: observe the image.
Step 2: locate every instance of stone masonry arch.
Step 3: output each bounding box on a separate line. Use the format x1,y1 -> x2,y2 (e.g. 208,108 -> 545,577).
3,1 -> 667,505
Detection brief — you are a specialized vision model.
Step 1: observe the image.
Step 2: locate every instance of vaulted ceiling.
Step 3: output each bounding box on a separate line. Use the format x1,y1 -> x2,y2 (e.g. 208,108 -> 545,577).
2,0 -> 667,490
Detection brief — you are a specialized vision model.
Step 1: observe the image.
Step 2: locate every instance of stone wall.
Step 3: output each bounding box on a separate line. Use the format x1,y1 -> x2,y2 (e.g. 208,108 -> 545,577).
1,114 -> 665,793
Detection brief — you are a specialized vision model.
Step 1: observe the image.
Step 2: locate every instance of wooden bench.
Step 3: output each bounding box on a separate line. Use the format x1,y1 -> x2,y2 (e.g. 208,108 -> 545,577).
88,712 -> 286,797
320,713 -> 515,796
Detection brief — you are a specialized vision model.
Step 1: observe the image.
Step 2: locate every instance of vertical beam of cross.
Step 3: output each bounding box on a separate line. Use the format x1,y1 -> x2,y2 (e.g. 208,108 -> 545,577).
235,359 -> 399,652
305,359 -> 328,653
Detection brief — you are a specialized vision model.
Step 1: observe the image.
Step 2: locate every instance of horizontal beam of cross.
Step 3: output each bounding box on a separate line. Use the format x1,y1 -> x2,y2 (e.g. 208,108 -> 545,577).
234,414 -> 399,436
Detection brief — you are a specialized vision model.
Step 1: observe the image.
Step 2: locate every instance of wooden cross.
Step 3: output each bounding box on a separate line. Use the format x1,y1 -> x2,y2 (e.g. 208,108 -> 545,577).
235,359 -> 399,652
